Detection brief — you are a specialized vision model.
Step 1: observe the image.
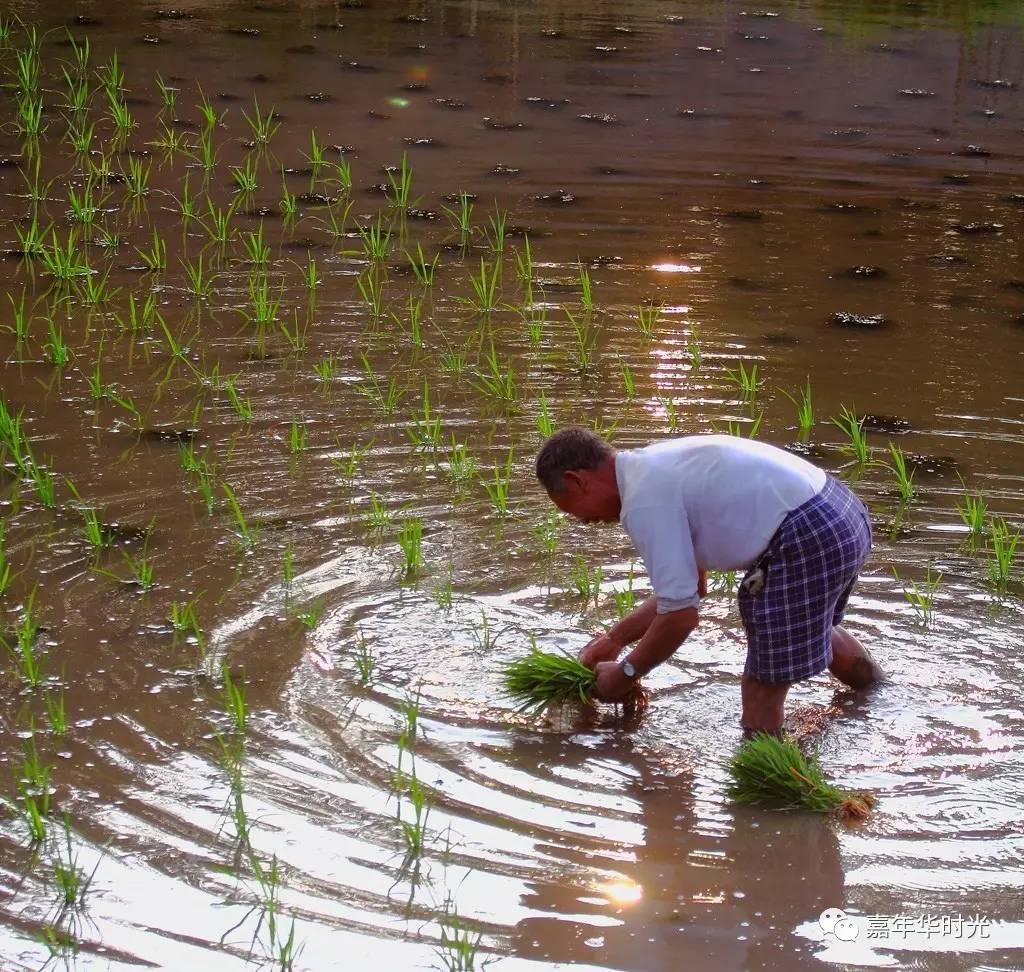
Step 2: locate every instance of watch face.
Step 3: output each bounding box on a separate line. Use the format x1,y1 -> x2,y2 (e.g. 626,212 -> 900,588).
623,661 -> 637,678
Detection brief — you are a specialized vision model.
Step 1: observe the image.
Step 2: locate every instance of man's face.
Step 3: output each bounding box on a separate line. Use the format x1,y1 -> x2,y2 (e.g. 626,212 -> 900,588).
548,469 -> 619,524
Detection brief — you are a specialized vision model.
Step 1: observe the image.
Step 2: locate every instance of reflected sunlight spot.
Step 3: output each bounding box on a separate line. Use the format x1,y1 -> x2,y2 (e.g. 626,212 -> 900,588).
387,96 -> 410,108
599,877 -> 643,906
651,262 -> 701,273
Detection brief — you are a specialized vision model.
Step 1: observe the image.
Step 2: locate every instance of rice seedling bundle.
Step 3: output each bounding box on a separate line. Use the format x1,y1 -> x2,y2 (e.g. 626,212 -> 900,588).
503,646 -> 596,714
727,734 -> 875,823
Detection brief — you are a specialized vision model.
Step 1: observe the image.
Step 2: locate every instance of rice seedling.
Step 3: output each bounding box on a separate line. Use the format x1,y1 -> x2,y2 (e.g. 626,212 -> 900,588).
196,86 -> 223,133
657,394 -> 682,432
442,192 -> 474,247
326,158 -> 352,196
97,51 -> 124,97
397,516 -> 425,575
503,642 -> 597,713
445,436 -> 477,484
44,319 -> 72,369
687,328 -> 703,370
40,230 -> 90,282
5,587 -> 43,687
566,308 -> 597,374
0,522 -> 11,597
439,346 -> 469,377
883,441 -> 915,504
331,439 -> 373,482
531,510 -> 562,555
398,775 -> 430,861
435,909 -> 483,972
486,206 -> 507,254
136,228 -> 167,272
709,569 -> 738,594
121,530 -> 155,591
481,449 -> 514,516
892,564 -> 941,625
78,503 -> 114,550
195,128 -> 219,173
396,294 -> 425,348
726,361 -> 760,403
25,450 -> 58,507
406,380 -> 442,451
302,257 -> 320,290
365,491 -> 394,532
956,489 -> 987,539
468,609 -> 505,653
64,115 -> 94,154
356,269 -> 387,319
14,214 -> 50,259
407,243 -> 439,288
44,691 -> 67,737
201,198 -> 236,246
15,93 -> 44,137
304,130 -> 327,183
353,629 -> 374,684
221,662 -> 248,732
289,420 -> 307,455
280,179 -> 298,220
116,292 -> 161,332
61,60 -> 90,108
105,90 -> 135,136
296,595 -> 326,631
52,817 -> 94,909
472,341 -> 517,407
312,355 -> 338,384
433,573 -> 454,609
183,253 -> 215,298
725,411 -> 763,438
619,359 -> 636,401
13,43 -> 40,98
242,225 -> 270,267
18,771 -> 51,846
536,389 -> 555,439
157,316 -> 192,364
636,302 -> 662,338
359,218 -> 392,262
232,157 -> 259,195
577,263 -> 594,313
151,121 -> 190,158
727,733 -> 874,822
169,596 -> 203,640
242,97 -> 280,145
66,180 -> 103,226
0,400 -> 29,475
222,482 -> 259,550
122,155 -> 151,198
782,378 -> 814,441
987,516 -> 1020,594
465,257 -> 502,313
317,197 -> 354,240
6,289 -> 35,344
612,564 -> 637,619
75,267 -> 117,307
831,405 -> 871,464
155,73 -> 177,113
358,356 -> 405,415
386,152 -> 413,210
569,556 -> 603,605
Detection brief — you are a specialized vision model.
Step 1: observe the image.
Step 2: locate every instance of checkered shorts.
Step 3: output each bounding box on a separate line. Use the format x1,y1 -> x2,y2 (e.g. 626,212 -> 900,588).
738,475 -> 872,684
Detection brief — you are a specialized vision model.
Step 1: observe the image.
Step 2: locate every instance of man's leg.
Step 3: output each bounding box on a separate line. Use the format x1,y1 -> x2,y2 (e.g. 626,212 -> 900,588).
740,675 -> 791,736
828,626 -> 884,689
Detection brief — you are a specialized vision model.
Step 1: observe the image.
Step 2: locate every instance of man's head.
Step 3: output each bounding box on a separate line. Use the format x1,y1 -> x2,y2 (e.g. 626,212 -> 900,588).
535,427 -> 620,523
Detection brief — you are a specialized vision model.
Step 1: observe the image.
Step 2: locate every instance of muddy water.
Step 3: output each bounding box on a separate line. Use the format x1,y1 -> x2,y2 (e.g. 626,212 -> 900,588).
0,0 -> 1023,969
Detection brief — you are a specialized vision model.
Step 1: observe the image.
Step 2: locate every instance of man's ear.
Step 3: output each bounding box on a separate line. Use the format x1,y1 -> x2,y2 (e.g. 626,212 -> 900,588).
563,469 -> 584,491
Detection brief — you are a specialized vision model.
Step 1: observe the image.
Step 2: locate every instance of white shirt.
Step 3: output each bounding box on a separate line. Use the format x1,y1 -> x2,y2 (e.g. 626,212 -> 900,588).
614,435 -> 827,613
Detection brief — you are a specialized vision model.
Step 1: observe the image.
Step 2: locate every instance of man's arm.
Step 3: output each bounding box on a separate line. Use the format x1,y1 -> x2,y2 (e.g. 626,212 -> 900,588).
578,595 -> 658,668
593,607 -> 698,702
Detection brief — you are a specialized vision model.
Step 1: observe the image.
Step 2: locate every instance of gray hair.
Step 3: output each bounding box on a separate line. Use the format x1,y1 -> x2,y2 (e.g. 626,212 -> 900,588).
535,427 -> 613,495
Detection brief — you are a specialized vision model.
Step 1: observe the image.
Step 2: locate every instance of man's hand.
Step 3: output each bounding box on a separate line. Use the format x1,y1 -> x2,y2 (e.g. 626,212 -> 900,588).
578,633 -> 622,670
593,660 -> 638,703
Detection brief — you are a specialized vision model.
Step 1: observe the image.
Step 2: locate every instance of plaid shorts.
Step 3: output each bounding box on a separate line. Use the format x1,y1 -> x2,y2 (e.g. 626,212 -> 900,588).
738,475 -> 872,684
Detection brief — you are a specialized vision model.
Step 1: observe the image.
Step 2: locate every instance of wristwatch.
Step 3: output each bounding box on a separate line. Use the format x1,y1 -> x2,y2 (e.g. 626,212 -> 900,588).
621,659 -> 641,680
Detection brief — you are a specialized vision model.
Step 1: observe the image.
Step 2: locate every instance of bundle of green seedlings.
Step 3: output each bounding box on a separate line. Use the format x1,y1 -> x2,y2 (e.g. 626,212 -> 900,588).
503,643 -> 596,714
727,733 -> 875,823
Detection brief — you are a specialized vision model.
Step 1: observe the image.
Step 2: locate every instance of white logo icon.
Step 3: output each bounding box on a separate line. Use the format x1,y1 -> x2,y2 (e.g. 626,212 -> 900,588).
820,908 -> 860,941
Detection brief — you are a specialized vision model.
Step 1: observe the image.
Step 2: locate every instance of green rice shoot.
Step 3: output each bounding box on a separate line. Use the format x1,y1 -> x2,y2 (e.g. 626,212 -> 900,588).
503,644 -> 596,714
727,733 -> 874,822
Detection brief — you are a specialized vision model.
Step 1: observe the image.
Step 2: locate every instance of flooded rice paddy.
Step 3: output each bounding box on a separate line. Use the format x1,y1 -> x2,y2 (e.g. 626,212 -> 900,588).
0,0 -> 1023,969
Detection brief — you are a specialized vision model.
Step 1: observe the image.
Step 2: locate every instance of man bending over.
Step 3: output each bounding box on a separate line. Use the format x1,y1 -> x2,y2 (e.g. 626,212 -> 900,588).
534,427 -> 884,736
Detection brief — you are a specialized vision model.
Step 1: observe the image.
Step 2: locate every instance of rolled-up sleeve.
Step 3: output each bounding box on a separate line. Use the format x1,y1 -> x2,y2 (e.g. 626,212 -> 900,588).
621,502 -> 700,613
